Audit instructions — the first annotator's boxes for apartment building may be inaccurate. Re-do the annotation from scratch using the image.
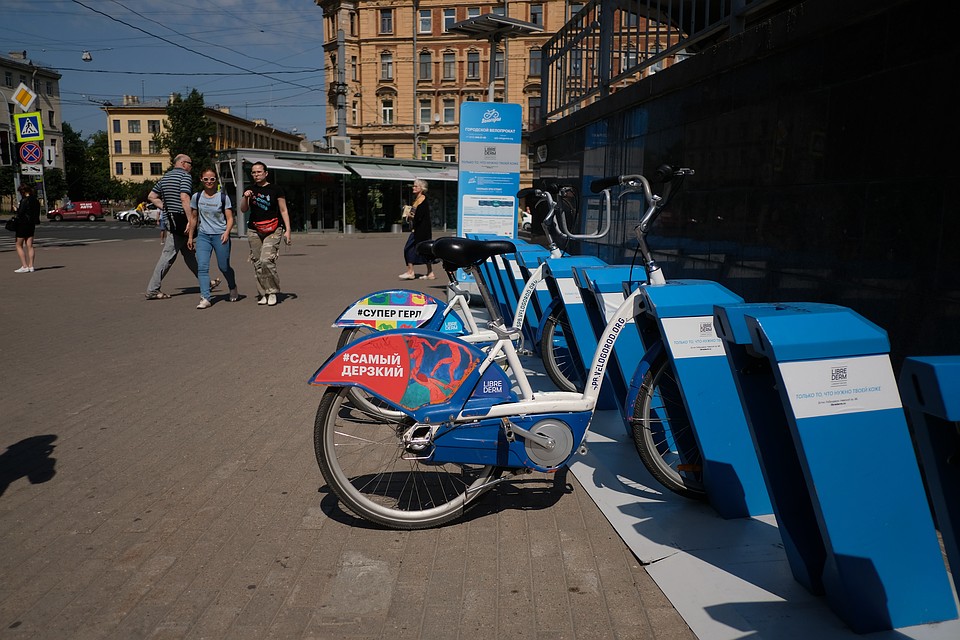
[316,0,579,180]
[0,50,64,173]
[103,95,310,182]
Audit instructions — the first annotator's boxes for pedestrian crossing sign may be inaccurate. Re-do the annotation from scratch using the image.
[14,112,43,143]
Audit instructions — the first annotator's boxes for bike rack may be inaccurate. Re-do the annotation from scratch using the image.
[639,281,772,519]
[898,356,960,594]
[714,303,957,633]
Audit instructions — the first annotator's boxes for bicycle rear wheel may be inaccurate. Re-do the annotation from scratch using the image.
[631,352,707,500]
[539,308,586,392]
[314,386,500,529]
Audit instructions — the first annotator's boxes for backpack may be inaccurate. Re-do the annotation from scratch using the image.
[191,190,228,229]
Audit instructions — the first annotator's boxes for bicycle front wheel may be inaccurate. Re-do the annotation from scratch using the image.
[314,386,500,529]
[539,308,586,392]
[631,352,707,500]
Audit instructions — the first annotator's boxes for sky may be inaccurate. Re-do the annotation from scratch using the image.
[6,0,328,141]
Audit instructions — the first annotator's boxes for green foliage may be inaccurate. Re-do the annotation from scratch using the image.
[153,89,215,179]
[60,122,127,201]
[43,168,68,202]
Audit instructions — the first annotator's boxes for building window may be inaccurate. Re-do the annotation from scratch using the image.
[443,146,456,162]
[147,119,160,133]
[467,7,480,18]
[443,53,456,80]
[114,140,122,154]
[420,142,432,161]
[4,72,11,87]
[530,4,543,25]
[351,101,358,125]
[418,52,432,80]
[350,11,356,35]
[568,2,584,19]
[112,119,121,133]
[467,51,480,79]
[381,99,394,124]
[492,6,505,16]
[128,120,141,134]
[443,9,456,31]
[351,56,358,81]
[150,162,163,175]
[379,9,393,33]
[115,162,123,175]
[529,48,542,76]
[129,140,142,154]
[383,144,395,158]
[380,53,393,80]
[47,110,55,127]
[419,9,432,33]
[45,81,52,94]
[528,96,541,127]
[494,51,504,78]
[443,98,456,123]
[419,99,432,124]
[131,162,143,176]
[149,140,159,154]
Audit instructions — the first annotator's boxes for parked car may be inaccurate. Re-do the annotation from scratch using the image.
[47,201,104,221]
[520,209,532,232]
[117,204,161,225]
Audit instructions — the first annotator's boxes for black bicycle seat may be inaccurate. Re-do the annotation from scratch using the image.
[431,236,516,268]
[415,240,437,261]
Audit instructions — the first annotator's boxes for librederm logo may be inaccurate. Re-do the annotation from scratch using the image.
[481,109,501,124]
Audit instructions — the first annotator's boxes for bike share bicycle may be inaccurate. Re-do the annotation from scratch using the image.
[308,167,769,528]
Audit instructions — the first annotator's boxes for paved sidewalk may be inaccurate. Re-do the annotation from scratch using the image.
[0,233,694,640]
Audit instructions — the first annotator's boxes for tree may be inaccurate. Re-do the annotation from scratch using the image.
[61,122,87,200]
[43,167,68,203]
[153,89,214,179]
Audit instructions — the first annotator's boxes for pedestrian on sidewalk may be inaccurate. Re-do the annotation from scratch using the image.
[399,179,434,280]
[13,183,40,273]
[240,161,290,306]
[144,154,219,300]
[188,168,239,309]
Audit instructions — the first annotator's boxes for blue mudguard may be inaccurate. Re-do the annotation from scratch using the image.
[333,289,466,336]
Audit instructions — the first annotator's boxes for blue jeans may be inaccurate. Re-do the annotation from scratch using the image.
[196,233,237,300]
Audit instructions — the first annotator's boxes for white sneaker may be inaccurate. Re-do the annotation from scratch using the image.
[27,267,34,272]
[257,295,268,305]
[267,293,277,306]
[197,298,212,309]
[14,267,29,273]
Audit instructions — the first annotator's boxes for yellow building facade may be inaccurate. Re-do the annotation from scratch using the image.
[317,0,576,181]
[103,95,308,182]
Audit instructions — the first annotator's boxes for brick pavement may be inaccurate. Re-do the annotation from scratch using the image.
[0,231,694,640]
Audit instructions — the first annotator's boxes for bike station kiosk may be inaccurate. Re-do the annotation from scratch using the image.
[898,356,960,592]
[714,302,957,633]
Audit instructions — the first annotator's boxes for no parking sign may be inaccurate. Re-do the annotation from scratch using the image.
[19,141,43,164]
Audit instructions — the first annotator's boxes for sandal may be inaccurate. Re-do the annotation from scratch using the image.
[418,274,436,280]
[145,291,171,300]
[398,272,415,280]
[210,277,222,290]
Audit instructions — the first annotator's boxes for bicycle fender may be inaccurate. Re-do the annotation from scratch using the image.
[624,341,665,429]
[333,289,464,334]
[535,298,564,345]
[309,329,503,418]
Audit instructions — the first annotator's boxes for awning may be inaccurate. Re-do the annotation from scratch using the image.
[243,156,351,175]
[347,162,458,182]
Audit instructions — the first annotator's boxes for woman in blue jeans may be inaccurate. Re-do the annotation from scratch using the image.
[187,168,239,309]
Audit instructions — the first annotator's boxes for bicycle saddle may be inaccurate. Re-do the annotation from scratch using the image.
[415,240,437,261]
[431,236,516,268]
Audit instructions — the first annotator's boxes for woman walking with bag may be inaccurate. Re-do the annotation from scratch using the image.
[399,179,434,280]
[188,168,240,309]
[13,183,40,273]
[240,162,291,306]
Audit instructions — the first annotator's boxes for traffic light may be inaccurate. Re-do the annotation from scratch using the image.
[0,130,11,166]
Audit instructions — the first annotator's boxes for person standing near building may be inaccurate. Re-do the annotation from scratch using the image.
[144,154,219,299]
[240,162,291,306]
[399,179,434,280]
[13,183,40,273]
[188,168,239,309]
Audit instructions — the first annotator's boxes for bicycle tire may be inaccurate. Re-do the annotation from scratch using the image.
[539,308,585,392]
[631,351,707,500]
[314,386,500,529]
[335,326,407,419]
